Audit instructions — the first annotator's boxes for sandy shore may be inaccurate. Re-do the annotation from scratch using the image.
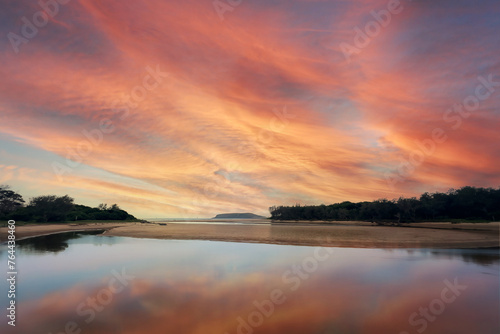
[0,222,129,242]
[2,221,498,248]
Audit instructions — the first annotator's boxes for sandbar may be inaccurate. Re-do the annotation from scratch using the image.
[1,221,498,248]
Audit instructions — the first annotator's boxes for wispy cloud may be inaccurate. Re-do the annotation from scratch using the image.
[0,0,498,217]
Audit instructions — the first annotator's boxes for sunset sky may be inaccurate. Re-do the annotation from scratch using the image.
[0,0,499,218]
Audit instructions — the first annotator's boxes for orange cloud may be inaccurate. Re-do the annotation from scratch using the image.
[0,0,498,216]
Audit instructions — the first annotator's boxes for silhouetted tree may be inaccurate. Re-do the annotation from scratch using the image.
[396,197,419,222]
[98,203,108,210]
[269,186,500,222]
[1,185,136,222]
[28,195,74,222]
[0,185,25,217]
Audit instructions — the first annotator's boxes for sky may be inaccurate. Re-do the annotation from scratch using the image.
[0,0,499,218]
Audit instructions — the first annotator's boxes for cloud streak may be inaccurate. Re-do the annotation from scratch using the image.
[0,0,498,217]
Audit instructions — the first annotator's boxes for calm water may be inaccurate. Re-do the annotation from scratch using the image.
[1,232,498,334]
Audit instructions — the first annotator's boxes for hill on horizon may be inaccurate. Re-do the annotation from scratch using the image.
[212,213,266,219]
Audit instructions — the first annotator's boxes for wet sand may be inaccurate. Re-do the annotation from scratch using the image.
[0,223,129,242]
[104,221,500,248]
[2,221,497,248]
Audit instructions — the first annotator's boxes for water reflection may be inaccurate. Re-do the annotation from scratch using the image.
[0,234,498,334]
[16,230,105,254]
[430,249,500,266]
[390,248,500,266]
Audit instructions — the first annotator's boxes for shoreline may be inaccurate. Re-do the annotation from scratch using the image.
[0,222,130,243]
[2,221,498,249]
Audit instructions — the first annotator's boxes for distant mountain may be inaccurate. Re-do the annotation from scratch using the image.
[212,213,266,219]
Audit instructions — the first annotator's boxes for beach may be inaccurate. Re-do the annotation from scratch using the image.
[1,221,498,248]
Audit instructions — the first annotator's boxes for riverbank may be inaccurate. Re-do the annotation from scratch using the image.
[2,220,497,248]
[0,222,131,242]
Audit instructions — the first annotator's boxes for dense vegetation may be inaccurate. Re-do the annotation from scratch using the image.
[0,185,136,222]
[269,186,500,222]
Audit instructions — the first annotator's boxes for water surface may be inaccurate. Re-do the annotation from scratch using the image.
[1,232,498,334]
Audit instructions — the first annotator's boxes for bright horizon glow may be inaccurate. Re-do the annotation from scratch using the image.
[0,0,499,218]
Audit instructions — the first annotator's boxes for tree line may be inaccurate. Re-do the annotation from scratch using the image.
[269,186,500,222]
[0,185,136,222]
